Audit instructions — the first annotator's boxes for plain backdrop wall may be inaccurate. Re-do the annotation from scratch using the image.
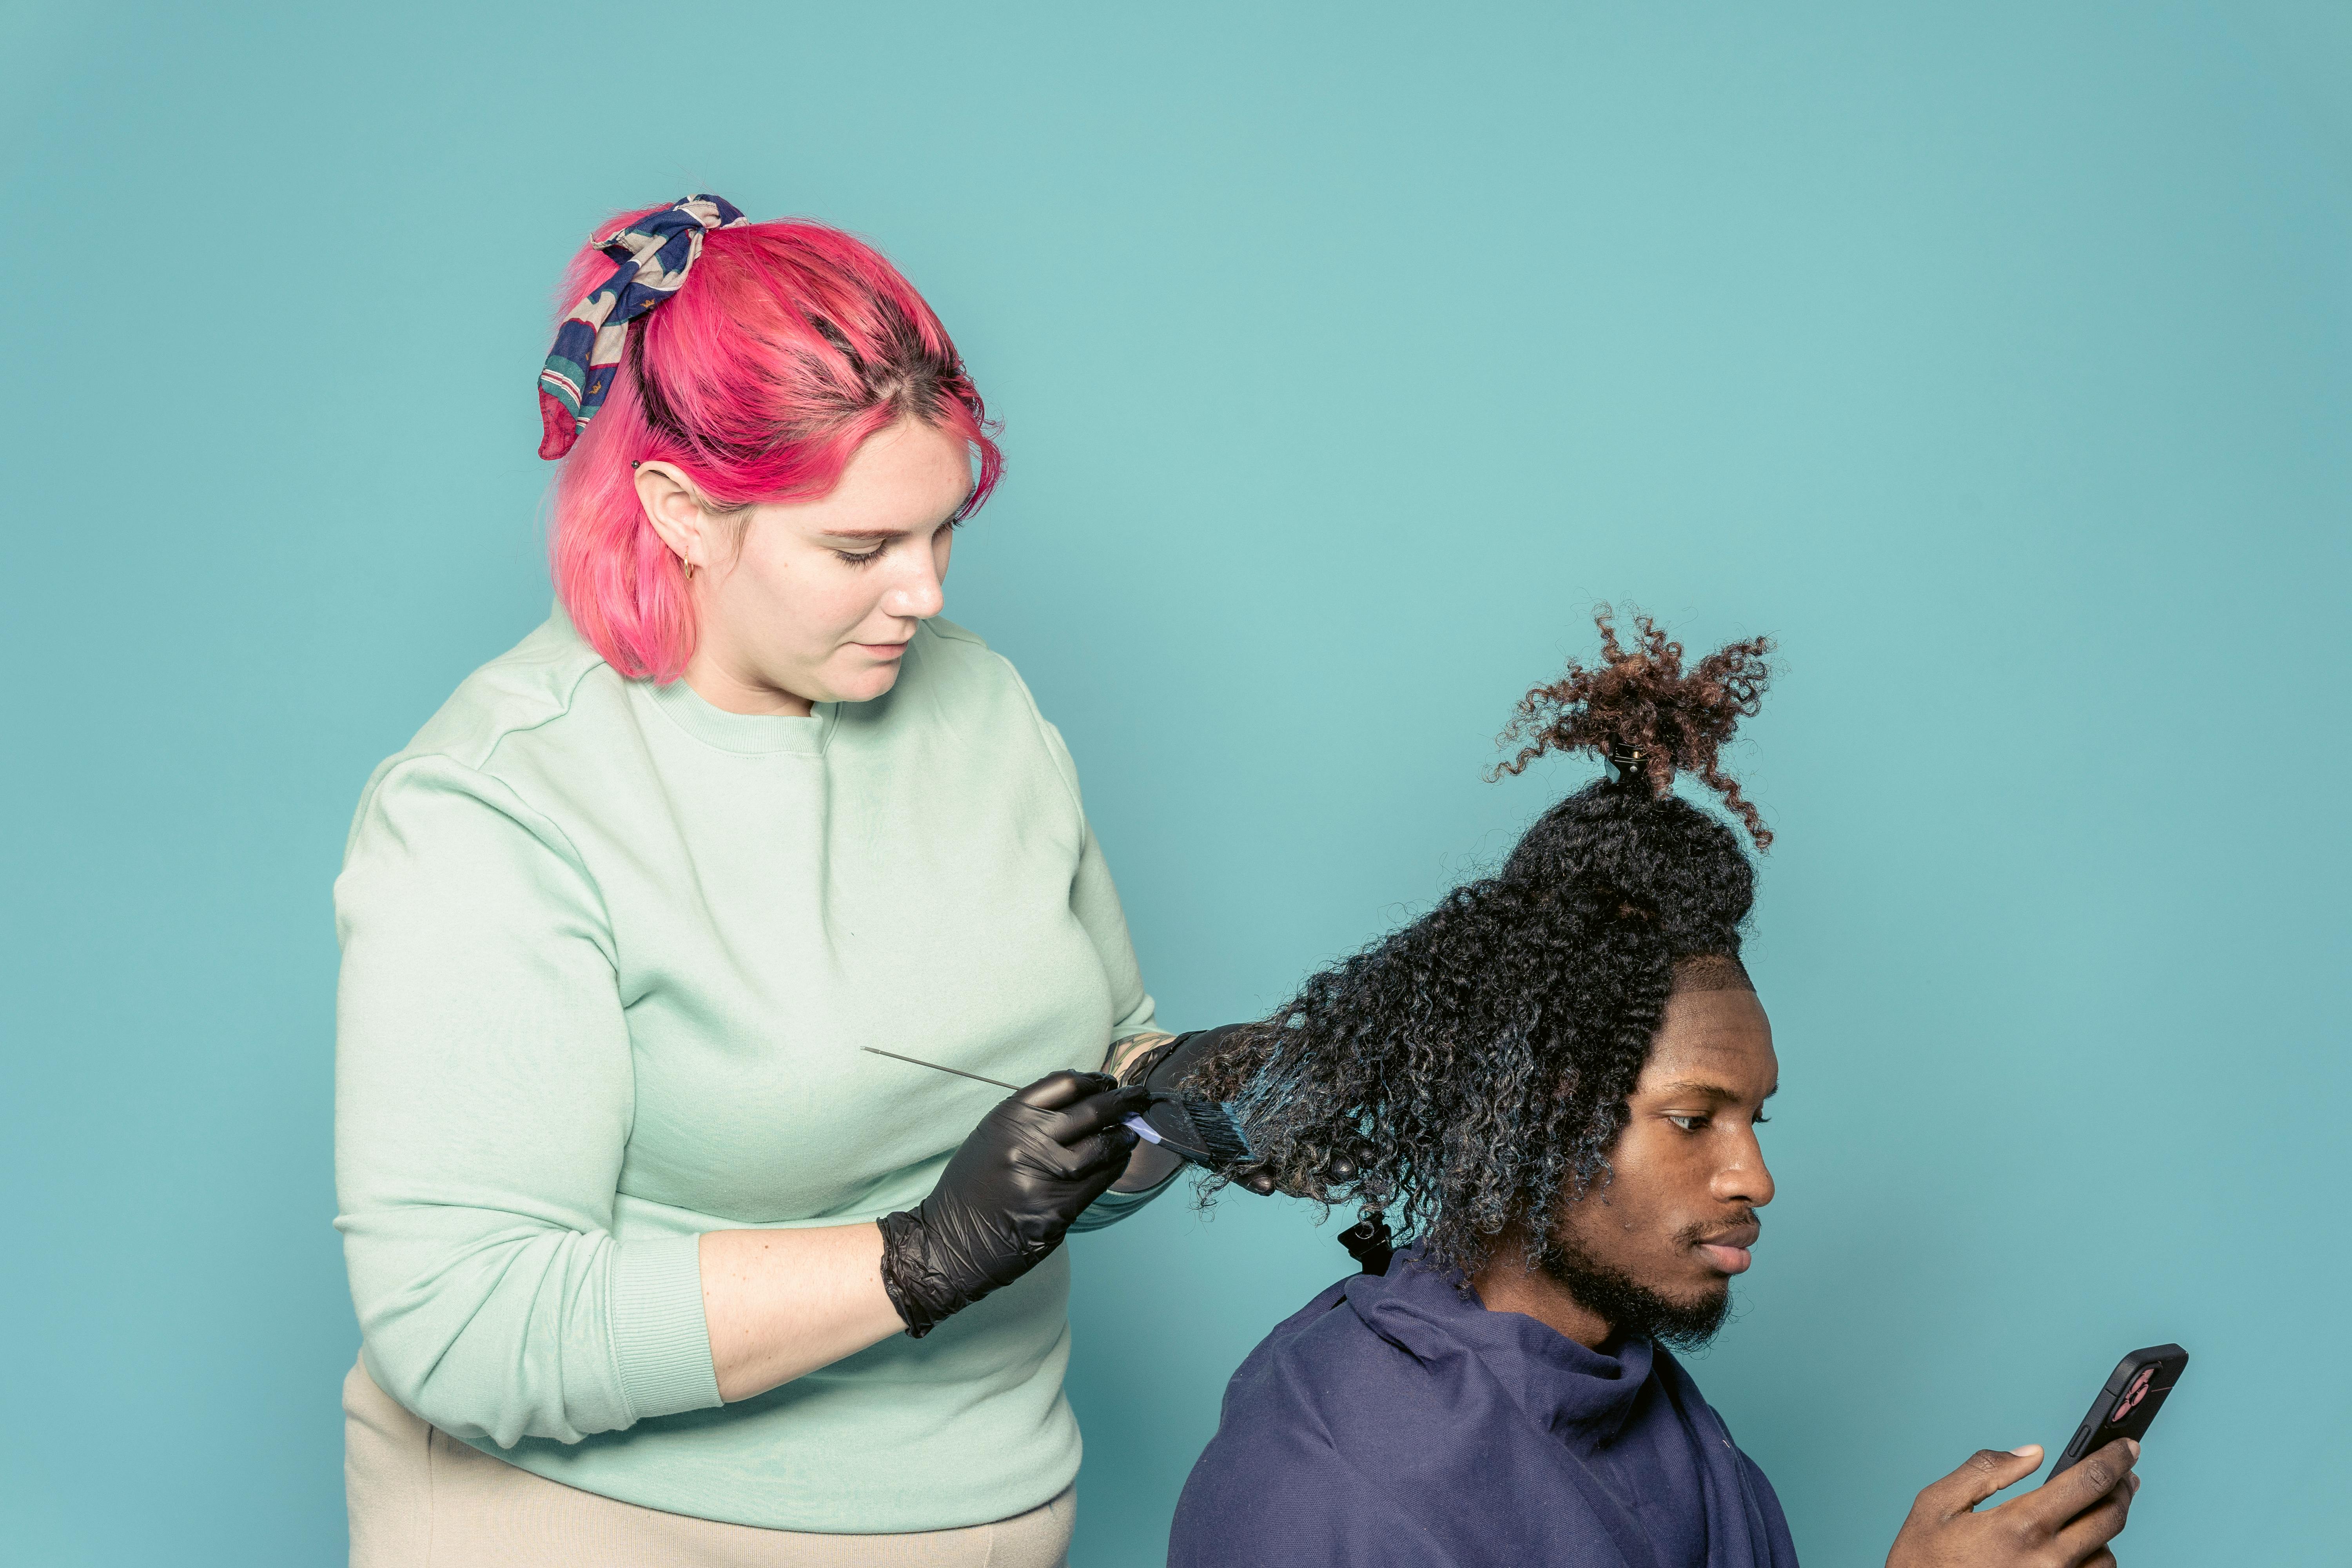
[4,3,2347,1564]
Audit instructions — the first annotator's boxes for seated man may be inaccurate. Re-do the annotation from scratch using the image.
[1171,613,2139,1568]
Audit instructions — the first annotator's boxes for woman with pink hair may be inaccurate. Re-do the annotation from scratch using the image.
[332,197,1196,1564]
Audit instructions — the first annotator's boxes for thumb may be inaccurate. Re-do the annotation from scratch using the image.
[1926,1446,2044,1516]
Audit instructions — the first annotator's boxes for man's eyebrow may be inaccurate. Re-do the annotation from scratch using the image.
[1656,1080,1778,1103]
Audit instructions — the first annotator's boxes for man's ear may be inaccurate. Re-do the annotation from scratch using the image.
[633,461,708,573]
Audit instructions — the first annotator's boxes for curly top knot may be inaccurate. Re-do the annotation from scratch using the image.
[1188,604,1779,1270]
[1490,605,1775,849]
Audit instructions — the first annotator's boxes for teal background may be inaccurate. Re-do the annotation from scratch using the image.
[4,3,2346,1563]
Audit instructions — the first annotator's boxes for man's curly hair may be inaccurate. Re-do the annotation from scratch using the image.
[1190,607,1774,1273]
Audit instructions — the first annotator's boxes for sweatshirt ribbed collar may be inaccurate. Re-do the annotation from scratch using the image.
[642,675,835,755]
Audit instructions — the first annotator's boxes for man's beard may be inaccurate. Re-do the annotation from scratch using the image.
[1531,1224,1733,1351]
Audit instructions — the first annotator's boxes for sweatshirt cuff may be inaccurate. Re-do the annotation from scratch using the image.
[1069,1167,1181,1233]
[608,1234,723,1420]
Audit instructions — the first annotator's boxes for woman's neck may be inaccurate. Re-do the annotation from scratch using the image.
[682,651,817,718]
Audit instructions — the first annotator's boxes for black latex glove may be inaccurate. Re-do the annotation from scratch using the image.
[1116,1023,1252,1096]
[877,1070,1147,1338]
[1118,1025,1280,1192]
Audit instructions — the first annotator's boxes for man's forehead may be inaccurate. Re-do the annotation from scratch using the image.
[1644,990,1777,1090]
[1672,953,1753,993]
[1658,986,1771,1035]
[1647,1035,1777,1072]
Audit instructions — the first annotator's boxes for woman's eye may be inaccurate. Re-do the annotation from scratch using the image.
[1667,1115,1707,1132]
[835,545,886,567]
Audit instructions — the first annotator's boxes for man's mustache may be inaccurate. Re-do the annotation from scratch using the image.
[1679,1208,1761,1248]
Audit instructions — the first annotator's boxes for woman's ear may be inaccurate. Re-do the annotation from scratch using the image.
[633,461,708,572]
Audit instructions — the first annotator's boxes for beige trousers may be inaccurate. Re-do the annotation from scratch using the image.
[344,1361,1075,1568]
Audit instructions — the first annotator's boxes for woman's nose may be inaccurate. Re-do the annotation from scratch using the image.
[884,557,945,619]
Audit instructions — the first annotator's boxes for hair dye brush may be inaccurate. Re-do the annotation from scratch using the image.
[862,1048,1256,1174]
[1121,1082,1255,1172]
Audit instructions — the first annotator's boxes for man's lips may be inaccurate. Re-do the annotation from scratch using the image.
[1694,1222,1761,1276]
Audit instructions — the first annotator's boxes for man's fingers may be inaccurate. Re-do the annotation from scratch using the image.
[2051,1493,2131,1564]
[1924,1446,2044,1515]
[2049,1460,2135,1561]
[2024,1439,2140,1530]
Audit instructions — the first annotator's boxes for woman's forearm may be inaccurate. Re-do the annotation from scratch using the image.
[699,1224,903,1403]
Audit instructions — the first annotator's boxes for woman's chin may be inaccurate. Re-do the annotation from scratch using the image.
[825,665,906,705]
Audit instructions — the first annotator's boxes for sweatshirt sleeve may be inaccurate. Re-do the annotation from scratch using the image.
[1030,715,1179,1231]
[1034,717,1158,1049]
[1065,816,1183,1232]
[332,754,722,1448]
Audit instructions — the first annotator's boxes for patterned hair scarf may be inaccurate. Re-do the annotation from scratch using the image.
[537,194,749,459]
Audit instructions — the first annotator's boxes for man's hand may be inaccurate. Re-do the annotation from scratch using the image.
[1887,1439,2140,1568]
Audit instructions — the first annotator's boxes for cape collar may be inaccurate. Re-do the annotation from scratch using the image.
[1346,1245,1658,1450]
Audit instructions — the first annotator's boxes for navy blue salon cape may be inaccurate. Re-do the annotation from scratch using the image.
[1169,1246,1799,1568]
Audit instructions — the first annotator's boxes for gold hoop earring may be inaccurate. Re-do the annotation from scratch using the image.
[680,552,695,580]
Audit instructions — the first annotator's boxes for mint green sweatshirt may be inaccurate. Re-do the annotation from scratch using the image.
[333,611,1168,1532]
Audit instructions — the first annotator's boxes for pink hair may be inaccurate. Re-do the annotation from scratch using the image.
[546,209,1003,681]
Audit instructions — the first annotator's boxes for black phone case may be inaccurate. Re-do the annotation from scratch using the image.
[2049,1343,2189,1477]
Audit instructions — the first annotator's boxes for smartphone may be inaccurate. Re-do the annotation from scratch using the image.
[2049,1344,2189,1478]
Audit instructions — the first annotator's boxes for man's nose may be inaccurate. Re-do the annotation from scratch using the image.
[1713,1135,1775,1209]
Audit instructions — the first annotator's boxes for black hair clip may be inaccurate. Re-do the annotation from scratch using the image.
[1338,1207,1395,1275]
[1606,743,1651,788]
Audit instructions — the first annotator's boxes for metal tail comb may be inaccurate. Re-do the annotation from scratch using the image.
[861,1047,1255,1174]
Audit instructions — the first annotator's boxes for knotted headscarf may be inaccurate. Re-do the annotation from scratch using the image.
[537,194,748,459]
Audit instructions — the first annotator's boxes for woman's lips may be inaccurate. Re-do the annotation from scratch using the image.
[853,642,909,658]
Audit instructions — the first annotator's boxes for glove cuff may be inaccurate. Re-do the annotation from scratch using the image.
[877,1210,973,1339]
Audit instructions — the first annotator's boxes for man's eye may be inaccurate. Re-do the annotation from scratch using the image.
[1667,1115,1708,1132]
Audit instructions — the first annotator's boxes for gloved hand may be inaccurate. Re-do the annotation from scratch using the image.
[1115,1023,1252,1096]
[877,1070,1147,1338]
[1117,1025,1280,1189]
